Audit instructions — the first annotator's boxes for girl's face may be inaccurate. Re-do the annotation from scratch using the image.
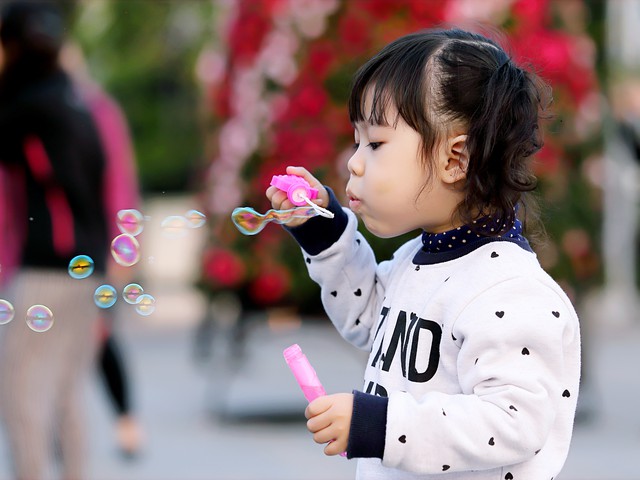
[346,96,465,238]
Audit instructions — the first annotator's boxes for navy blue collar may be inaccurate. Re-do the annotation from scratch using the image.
[414,218,532,265]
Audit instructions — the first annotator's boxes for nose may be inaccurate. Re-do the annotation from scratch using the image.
[347,149,364,177]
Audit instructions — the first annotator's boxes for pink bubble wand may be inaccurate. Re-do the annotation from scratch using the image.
[231,175,333,236]
[283,344,347,457]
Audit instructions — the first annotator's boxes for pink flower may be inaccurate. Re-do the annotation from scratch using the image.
[203,248,246,288]
[249,264,291,305]
[512,0,549,34]
[228,9,271,64]
[290,82,328,117]
[338,14,371,55]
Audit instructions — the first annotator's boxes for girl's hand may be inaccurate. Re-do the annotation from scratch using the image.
[305,393,353,456]
[265,166,329,229]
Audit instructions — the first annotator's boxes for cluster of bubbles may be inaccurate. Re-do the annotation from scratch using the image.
[160,209,207,239]
[94,282,155,316]
[0,207,206,332]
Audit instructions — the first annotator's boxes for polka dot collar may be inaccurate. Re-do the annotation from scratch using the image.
[421,218,526,254]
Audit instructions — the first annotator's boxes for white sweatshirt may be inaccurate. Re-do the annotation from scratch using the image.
[289,198,580,480]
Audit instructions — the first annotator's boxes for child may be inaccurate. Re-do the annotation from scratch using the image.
[266,28,580,479]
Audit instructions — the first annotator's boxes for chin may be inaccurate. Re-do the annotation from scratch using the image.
[361,218,407,239]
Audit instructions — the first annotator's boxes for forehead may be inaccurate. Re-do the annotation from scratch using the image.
[353,85,401,128]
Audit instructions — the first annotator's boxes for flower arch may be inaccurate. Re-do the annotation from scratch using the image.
[197,0,602,312]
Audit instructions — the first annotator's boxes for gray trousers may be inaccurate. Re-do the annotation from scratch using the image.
[0,269,99,480]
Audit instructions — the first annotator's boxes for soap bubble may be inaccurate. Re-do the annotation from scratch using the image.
[185,209,206,228]
[26,305,54,332]
[116,209,145,236]
[94,284,117,309]
[160,215,188,238]
[111,234,141,267]
[122,283,144,305]
[0,299,15,325]
[135,294,155,316]
[68,254,94,279]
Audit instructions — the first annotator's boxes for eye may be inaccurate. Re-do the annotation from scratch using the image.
[368,142,382,151]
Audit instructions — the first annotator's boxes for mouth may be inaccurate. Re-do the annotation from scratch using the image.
[346,189,362,211]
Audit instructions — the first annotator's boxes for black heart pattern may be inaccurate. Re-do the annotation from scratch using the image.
[442,465,450,471]
[444,277,450,282]
[489,437,495,446]
[491,252,499,258]
[330,291,337,297]
[306,258,311,264]
[552,311,560,318]
[522,347,530,355]
[562,389,571,398]
[442,409,447,416]
[356,239,361,245]
[415,265,420,271]
[451,333,457,341]
[398,435,406,444]
[505,473,513,480]
[354,289,362,296]
[355,319,360,325]
[509,405,518,412]
[495,311,504,318]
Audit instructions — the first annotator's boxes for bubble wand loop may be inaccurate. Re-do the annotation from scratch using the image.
[231,174,334,236]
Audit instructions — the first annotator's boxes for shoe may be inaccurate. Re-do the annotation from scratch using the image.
[115,415,144,460]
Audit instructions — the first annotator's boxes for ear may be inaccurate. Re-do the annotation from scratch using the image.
[441,134,468,185]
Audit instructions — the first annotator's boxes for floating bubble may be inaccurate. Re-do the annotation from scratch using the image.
[185,209,206,228]
[122,283,144,304]
[232,206,320,235]
[111,234,141,267]
[135,294,155,316]
[117,209,145,236]
[0,299,15,325]
[94,284,117,309]
[160,215,189,238]
[26,304,54,332]
[68,254,95,279]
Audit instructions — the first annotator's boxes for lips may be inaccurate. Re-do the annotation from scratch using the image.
[346,189,361,211]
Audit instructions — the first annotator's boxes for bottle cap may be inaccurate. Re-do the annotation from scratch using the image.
[283,343,302,362]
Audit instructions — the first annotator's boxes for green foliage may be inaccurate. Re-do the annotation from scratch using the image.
[71,1,213,193]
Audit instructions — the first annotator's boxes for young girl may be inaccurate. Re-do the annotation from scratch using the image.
[266,28,580,479]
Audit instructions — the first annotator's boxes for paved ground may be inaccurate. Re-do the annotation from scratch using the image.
[0,195,638,479]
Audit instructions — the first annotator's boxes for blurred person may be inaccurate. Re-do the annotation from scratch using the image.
[63,39,146,459]
[0,1,107,478]
[266,28,581,479]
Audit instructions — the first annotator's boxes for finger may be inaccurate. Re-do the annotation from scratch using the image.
[306,412,331,434]
[265,185,279,200]
[305,396,331,419]
[286,166,321,188]
[268,189,290,210]
[324,439,348,457]
[312,427,337,445]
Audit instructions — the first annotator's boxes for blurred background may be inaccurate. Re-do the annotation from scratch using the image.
[0,0,639,479]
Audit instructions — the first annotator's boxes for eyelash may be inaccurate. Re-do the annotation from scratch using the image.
[352,142,382,151]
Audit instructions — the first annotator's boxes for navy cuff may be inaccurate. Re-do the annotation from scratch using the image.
[347,390,388,459]
[285,187,349,255]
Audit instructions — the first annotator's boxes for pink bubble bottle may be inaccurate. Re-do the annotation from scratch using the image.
[283,344,326,402]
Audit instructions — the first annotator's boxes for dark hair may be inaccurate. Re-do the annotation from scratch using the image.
[348,28,551,237]
[0,1,64,66]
